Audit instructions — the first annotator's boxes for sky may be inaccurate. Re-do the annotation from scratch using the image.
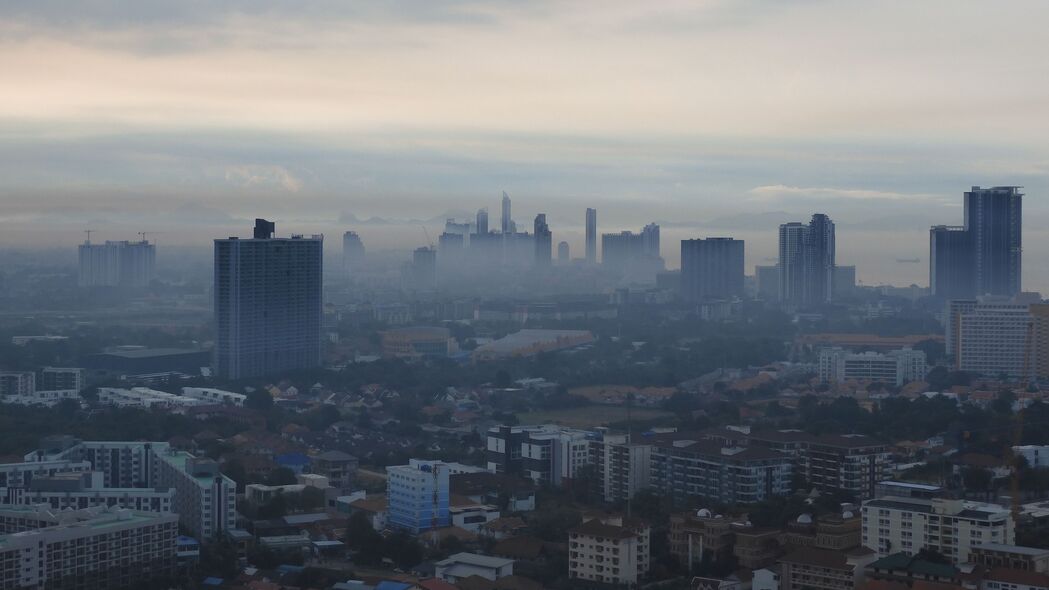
[1,1,1048,288]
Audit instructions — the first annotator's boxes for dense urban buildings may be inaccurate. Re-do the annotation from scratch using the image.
[680,238,745,302]
[213,219,323,380]
[77,238,156,288]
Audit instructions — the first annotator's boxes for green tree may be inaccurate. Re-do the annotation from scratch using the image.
[245,390,274,411]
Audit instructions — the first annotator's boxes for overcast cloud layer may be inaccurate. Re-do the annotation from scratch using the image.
[1,1,1048,288]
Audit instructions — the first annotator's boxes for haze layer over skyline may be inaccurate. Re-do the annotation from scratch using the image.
[2,1,1048,288]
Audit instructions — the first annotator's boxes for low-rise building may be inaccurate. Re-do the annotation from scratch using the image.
[971,544,1049,573]
[435,552,514,584]
[96,387,207,409]
[181,387,247,406]
[312,450,358,491]
[1013,446,1049,469]
[569,516,650,588]
[380,327,458,358]
[387,459,450,534]
[818,348,927,385]
[779,546,877,590]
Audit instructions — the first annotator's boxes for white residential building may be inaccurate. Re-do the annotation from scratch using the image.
[435,552,514,584]
[0,371,35,396]
[818,347,928,385]
[10,471,174,513]
[181,387,247,406]
[97,387,208,409]
[862,496,1014,564]
[591,432,652,503]
[0,505,178,590]
[0,459,93,503]
[947,298,1033,378]
[1014,446,1049,469]
[570,516,651,588]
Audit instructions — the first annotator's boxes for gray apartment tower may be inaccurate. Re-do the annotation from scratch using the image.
[930,186,1022,299]
[78,239,156,287]
[680,238,744,301]
[342,231,365,271]
[778,214,835,307]
[585,208,597,264]
[214,219,323,380]
[534,214,552,266]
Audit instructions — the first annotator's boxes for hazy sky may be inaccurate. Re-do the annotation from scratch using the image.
[2,1,1048,288]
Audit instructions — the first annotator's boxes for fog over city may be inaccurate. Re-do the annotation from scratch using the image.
[5,3,1049,590]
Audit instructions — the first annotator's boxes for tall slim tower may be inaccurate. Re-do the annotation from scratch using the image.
[534,214,552,266]
[476,208,489,236]
[585,208,597,264]
[778,222,807,306]
[929,225,973,299]
[214,219,323,380]
[805,213,835,304]
[501,191,512,234]
[965,186,1022,296]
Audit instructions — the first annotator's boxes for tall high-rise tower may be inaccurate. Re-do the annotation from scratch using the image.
[78,239,155,288]
[929,225,973,299]
[476,208,489,236]
[342,231,365,271]
[534,214,552,266]
[778,214,835,307]
[585,208,597,264]
[778,222,808,306]
[965,186,1022,296]
[680,238,744,301]
[501,191,512,234]
[214,219,323,380]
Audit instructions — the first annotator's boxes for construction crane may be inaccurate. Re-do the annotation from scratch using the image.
[138,231,164,244]
[83,229,96,244]
[420,226,435,249]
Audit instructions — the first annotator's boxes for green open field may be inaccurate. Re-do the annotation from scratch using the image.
[516,405,675,429]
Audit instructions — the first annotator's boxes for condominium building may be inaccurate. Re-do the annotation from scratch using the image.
[680,238,745,302]
[806,434,892,500]
[779,214,836,308]
[10,471,174,513]
[213,218,323,380]
[0,371,35,396]
[947,297,1032,377]
[590,432,652,503]
[862,496,1014,564]
[77,239,156,288]
[569,516,650,588]
[0,505,177,590]
[486,424,592,486]
[817,347,928,386]
[650,437,793,505]
[386,459,451,534]
[0,460,93,503]
[36,367,84,393]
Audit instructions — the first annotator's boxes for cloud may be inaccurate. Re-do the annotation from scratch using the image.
[748,184,946,203]
[224,164,302,193]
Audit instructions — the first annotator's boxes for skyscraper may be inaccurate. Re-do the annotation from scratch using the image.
[534,213,552,266]
[680,238,744,301]
[558,240,570,262]
[929,186,1022,299]
[412,246,437,290]
[78,239,155,287]
[929,225,973,299]
[476,208,489,236]
[966,186,1022,296]
[641,222,660,259]
[213,219,323,380]
[778,214,835,307]
[501,191,512,234]
[778,222,808,306]
[342,231,365,271]
[585,207,597,264]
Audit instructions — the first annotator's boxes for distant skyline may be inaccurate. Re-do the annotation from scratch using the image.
[2,1,1048,289]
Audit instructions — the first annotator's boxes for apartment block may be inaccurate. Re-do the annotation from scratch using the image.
[590,432,652,503]
[0,505,177,590]
[650,437,793,505]
[862,496,1014,564]
[36,367,84,393]
[569,516,650,588]
[11,471,174,513]
[486,424,592,486]
[0,371,35,396]
[779,547,877,590]
[386,459,451,534]
[0,460,93,503]
[806,434,892,500]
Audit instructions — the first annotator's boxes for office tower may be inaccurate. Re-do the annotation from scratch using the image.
[834,264,856,297]
[680,238,745,302]
[534,214,552,266]
[966,186,1023,296]
[779,222,808,306]
[476,208,489,236]
[501,191,512,234]
[778,214,835,307]
[948,297,1032,378]
[806,213,836,303]
[386,459,450,534]
[585,207,597,264]
[641,222,660,259]
[342,231,366,271]
[412,246,437,289]
[78,239,155,287]
[929,225,973,299]
[214,219,323,380]
[558,241,569,262]
[755,265,780,301]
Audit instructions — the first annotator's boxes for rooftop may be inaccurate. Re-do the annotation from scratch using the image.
[435,552,514,569]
